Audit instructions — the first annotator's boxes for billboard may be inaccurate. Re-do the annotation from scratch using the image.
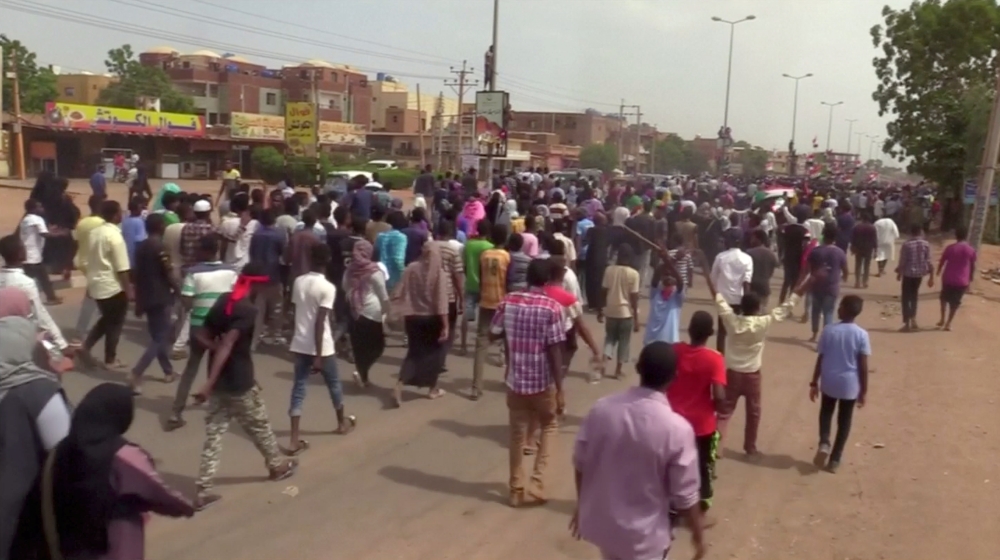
[285,102,318,158]
[474,90,508,157]
[318,121,366,147]
[44,102,205,137]
[230,113,285,141]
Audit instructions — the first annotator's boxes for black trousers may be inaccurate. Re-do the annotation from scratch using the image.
[23,262,57,301]
[84,291,129,363]
[901,276,923,323]
[819,395,857,463]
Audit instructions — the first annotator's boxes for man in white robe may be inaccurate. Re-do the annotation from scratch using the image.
[874,216,900,276]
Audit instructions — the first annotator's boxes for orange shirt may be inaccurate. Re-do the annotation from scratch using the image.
[479,248,511,310]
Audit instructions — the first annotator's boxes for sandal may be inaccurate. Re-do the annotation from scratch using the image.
[162,373,177,384]
[428,388,446,400]
[163,416,186,432]
[334,416,357,435]
[285,439,310,456]
[194,493,222,511]
[269,459,298,481]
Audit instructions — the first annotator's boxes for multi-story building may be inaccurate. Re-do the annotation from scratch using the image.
[509,110,621,147]
[370,77,458,132]
[54,73,115,105]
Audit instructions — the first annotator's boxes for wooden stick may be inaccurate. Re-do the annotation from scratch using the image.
[621,224,662,252]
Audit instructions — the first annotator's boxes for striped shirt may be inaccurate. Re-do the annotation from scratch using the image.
[433,240,464,303]
[180,261,238,327]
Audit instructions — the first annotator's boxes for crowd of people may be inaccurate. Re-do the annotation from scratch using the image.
[0,166,980,559]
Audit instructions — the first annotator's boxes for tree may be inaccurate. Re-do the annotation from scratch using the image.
[97,44,195,113]
[739,146,769,176]
[871,0,1000,209]
[652,134,686,174]
[250,146,286,184]
[0,35,57,114]
[579,143,618,173]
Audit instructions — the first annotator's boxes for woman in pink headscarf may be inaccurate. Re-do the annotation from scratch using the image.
[0,287,73,373]
[344,239,388,387]
[457,194,486,238]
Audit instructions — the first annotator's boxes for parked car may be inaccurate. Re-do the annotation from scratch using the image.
[367,160,399,170]
[324,170,376,196]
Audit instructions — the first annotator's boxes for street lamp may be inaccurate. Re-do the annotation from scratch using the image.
[783,72,813,175]
[711,15,756,132]
[820,101,843,152]
[845,118,858,153]
[867,134,881,164]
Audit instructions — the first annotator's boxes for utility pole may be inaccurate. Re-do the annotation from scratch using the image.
[649,123,657,174]
[821,101,843,152]
[416,84,426,168]
[845,118,858,154]
[310,69,320,188]
[434,92,444,169]
[445,60,478,171]
[969,67,1000,253]
[632,105,642,173]
[485,0,499,181]
[618,99,625,170]
[9,48,25,180]
[853,131,865,159]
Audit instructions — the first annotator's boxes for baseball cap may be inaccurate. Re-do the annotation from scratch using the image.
[193,199,212,213]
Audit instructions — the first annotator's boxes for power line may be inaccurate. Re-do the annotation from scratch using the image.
[107,0,455,69]
[0,0,449,80]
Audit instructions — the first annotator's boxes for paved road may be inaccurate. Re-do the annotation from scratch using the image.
[44,257,1000,560]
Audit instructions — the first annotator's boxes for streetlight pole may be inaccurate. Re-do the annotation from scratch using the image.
[485,0,499,180]
[845,118,858,153]
[712,15,755,173]
[782,72,813,175]
[867,134,880,164]
[820,101,843,152]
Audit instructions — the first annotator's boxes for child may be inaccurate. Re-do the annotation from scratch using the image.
[809,295,870,473]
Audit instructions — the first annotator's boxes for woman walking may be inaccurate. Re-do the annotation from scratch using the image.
[583,212,610,316]
[344,239,389,387]
[391,241,449,407]
[37,383,194,560]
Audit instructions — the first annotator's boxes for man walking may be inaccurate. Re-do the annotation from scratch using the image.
[471,224,510,400]
[873,213,900,277]
[850,213,878,289]
[896,224,934,331]
[173,198,217,356]
[745,229,779,310]
[489,259,565,507]
[806,224,849,342]
[79,200,132,371]
[709,230,753,353]
[129,213,180,393]
[936,226,976,331]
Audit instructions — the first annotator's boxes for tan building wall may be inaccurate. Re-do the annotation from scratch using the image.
[371,80,459,132]
[55,74,114,105]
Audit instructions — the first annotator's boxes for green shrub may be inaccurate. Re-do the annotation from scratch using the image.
[250,146,286,184]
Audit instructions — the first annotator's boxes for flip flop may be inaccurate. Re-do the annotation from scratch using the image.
[269,460,298,482]
[285,440,310,456]
[334,416,357,435]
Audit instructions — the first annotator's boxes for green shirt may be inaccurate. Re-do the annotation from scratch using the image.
[624,194,643,210]
[163,210,180,226]
[462,239,494,293]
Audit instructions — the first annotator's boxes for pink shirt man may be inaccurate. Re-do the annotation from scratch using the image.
[573,387,700,560]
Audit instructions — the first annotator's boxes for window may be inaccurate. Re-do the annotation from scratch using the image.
[182,61,191,69]
[392,115,398,124]
[331,73,338,83]
[63,86,75,97]
[328,99,337,110]
[207,84,219,98]
[528,119,537,130]
[265,92,277,105]
[299,70,309,80]
[219,113,231,125]
[208,113,219,125]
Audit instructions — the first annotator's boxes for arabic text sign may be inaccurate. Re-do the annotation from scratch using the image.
[318,121,365,147]
[285,102,318,158]
[44,102,205,138]
[230,112,285,141]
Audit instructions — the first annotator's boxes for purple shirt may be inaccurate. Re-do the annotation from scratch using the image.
[573,387,700,560]
[807,244,847,297]
[940,241,976,288]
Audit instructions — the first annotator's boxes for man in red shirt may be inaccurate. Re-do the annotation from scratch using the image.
[668,310,727,513]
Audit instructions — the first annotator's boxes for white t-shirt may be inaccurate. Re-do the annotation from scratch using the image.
[290,272,337,357]
[710,248,753,305]
[217,216,258,269]
[19,214,48,264]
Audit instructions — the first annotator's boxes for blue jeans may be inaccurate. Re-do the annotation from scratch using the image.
[289,353,344,417]
[810,293,837,334]
[133,304,175,378]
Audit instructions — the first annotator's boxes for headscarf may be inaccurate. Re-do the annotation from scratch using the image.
[346,239,380,317]
[151,182,181,212]
[0,316,59,404]
[0,287,32,319]
[393,241,448,318]
[611,206,630,227]
[504,198,519,219]
[461,199,486,236]
[50,383,135,557]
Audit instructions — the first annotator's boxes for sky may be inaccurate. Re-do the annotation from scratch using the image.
[1,0,910,159]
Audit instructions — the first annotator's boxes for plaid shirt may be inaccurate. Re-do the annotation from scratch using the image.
[180,221,216,269]
[490,288,566,395]
[896,238,932,278]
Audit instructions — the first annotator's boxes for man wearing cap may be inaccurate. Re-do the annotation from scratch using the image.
[172,198,217,360]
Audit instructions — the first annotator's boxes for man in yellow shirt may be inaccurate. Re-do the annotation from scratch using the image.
[79,200,133,371]
[217,160,242,211]
[601,244,640,379]
[471,224,511,400]
[71,194,107,342]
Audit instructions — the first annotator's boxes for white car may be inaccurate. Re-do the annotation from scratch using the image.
[367,160,398,170]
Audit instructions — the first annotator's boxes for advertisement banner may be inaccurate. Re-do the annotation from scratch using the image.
[285,102,318,158]
[318,121,366,147]
[44,102,205,137]
[474,91,508,157]
[230,112,284,141]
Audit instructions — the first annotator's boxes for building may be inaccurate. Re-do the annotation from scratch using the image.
[279,60,371,129]
[54,73,115,105]
[370,77,458,132]
[509,110,621,147]
[766,150,791,175]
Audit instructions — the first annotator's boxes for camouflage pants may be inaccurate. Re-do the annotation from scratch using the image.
[195,386,282,493]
